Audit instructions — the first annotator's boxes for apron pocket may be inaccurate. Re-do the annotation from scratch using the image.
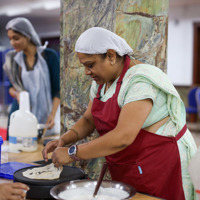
[107,162,145,192]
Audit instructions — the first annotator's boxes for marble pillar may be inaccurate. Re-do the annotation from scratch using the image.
[60,0,168,179]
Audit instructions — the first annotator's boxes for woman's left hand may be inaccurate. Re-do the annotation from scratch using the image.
[0,182,29,200]
[46,113,55,129]
[51,147,74,167]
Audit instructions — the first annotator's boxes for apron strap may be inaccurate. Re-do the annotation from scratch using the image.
[117,55,130,84]
[175,124,187,141]
[115,55,130,95]
[96,84,103,99]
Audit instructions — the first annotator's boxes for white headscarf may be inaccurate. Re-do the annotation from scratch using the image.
[6,17,41,46]
[75,27,133,56]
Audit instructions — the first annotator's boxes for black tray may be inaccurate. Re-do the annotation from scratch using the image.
[14,165,86,199]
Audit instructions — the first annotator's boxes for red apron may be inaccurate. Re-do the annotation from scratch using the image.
[91,56,186,200]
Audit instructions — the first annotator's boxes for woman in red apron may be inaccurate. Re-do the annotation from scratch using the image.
[43,27,197,200]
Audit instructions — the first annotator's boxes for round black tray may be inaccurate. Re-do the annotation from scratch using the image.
[14,165,86,199]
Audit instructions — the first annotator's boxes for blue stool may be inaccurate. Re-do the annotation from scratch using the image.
[186,87,198,122]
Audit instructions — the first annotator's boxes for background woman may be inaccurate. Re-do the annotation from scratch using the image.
[43,27,197,200]
[3,17,60,137]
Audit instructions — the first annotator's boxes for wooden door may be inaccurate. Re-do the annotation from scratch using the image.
[193,23,200,84]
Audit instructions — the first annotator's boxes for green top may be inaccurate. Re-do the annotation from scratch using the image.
[90,63,197,200]
[90,64,184,132]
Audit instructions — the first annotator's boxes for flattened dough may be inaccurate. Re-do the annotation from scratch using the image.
[22,163,63,180]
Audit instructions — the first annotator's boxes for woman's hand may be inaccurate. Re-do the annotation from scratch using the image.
[0,182,29,200]
[9,87,20,103]
[45,113,55,129]
[42,138,65,162]
[47,97,60,129]
[15,92,20,103]
[51,147,74,167]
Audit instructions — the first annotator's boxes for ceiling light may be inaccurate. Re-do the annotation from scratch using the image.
[0,0,59,16]
[43,1,60,10]
[0,6,31,16]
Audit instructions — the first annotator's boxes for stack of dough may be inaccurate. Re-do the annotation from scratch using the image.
[23,163,63,180]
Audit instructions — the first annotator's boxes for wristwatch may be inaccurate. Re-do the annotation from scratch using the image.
[68,145,81,161]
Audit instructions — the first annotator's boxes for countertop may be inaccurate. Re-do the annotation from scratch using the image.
[0,138,162,200]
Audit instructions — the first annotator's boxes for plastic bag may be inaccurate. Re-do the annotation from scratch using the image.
[189,147,200,200]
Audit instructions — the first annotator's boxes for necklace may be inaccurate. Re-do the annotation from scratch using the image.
[104,83,111,94]
[107,83,112,89]
[106,84,109,91]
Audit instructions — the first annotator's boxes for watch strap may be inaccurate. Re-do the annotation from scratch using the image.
[70,154,81,161]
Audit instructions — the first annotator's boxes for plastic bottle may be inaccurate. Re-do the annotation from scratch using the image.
[9,91,38,152]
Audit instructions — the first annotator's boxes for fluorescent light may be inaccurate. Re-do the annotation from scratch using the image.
[31,1,60,10]
[43,1,60,10]
[0,0,59,16]
[0,7,31,16]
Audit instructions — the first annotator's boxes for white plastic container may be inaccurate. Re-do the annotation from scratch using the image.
[9,91,38,152]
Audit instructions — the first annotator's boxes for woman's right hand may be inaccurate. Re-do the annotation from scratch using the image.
[42,138,65,162]
[16,92,20,103]
[9,87,20,103]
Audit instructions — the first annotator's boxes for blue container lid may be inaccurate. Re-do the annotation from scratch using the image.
[0,136,3,145]
[0,162,34,179]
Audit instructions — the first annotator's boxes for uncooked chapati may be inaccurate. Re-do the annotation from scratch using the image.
[22,163,63,180]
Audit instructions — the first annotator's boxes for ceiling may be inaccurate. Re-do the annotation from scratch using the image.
[1,0,199,18]
[169,0,200,7]
[0,0,199,19]
[0,0,60,39]
[0,0,199,40]
[0,0,59,18]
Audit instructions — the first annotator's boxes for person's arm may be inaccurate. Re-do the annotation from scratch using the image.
[9,87,20,102]
[77,98,153,159]
[51,98,153,166]
[44,48,60,99]
[42,100,95,162]
[60,100,96,144]
[0,182,29,200]
[44,49,60,129]
[45,97,60,129]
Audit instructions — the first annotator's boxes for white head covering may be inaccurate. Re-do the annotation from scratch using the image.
[75,27,133,56]
[6,17,41,46]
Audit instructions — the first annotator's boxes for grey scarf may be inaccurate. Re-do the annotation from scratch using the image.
[3,50,24,92]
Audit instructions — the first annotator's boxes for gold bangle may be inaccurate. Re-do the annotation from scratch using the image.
[69,128,79,141]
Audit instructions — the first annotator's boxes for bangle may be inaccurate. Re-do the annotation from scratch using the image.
[69,128,79,142]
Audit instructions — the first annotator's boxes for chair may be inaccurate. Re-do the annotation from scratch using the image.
[186,87,198,122]
[195,87,200,118]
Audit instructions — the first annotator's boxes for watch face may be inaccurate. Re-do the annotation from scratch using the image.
[68,145,80,161]
[69,145,76,155]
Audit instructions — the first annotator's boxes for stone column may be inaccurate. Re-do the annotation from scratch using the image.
[60,0,168,179]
